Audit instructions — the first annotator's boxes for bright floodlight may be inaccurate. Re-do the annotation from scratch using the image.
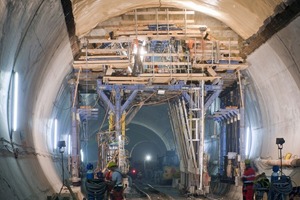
[145,155,151,161]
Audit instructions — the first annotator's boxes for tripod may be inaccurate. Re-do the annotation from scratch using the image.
[276,138,285,176]
[53,150,77,199]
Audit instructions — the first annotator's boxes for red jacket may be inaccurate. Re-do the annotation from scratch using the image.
[243,167,255,184]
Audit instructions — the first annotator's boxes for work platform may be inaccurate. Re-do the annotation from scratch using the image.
[69,7,248,196]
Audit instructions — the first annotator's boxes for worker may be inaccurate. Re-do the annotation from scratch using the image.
[269,165,280,200]
[106,161,124,200]
[242,159,256,200]
[271,165,280,182]
[103,163,113,200]
[96,171,104,180]
[86,163,94,180]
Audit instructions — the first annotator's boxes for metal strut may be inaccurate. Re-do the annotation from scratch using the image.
[96,85,138,173]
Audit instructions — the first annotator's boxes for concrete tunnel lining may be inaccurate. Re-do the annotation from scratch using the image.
[71,0,283,39]
[1,0,300,199]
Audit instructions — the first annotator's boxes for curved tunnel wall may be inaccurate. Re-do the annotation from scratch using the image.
[0,1,73,199]
[246,15,300,161]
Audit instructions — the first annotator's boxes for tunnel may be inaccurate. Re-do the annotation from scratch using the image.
[1,0,300,199]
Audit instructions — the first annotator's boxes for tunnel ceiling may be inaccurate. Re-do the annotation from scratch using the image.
[67,0,300,58]
[72,0,283,39]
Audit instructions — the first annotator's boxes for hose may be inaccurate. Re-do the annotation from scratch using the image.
[85,179,107,199]
[268,176,293,200]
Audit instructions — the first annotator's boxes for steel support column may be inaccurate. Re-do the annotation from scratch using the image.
[97,84,138,173]
[219,121,227,175]
[199,80,205,192]
[70,83,80,184]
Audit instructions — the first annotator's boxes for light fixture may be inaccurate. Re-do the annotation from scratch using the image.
[57,140,66,153]
[245,127,250,157]
[157,90,165,95]
[13,72,18,132]
[145,154,151,161]
[276,138,285,146]
[144,154,151,178]
[80,149,84,162]
[54,119,58,150]
[68,134,71,155]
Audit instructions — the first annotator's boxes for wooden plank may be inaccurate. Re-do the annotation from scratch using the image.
[104,76,149,81]
[142,53,187,57]
[114,29,203,36]
[104,81,149,84]
[73,63,128,70]
[125,34,203,40]
[73,62,247,71]
[82,37,133,44]
[188,40,239,46]
[207,67,217,77]
[125,10,195,15]
[74,72,104,80]
[81,48,128,54]
[142,61,190,66]
[194,49,240,54]
[93,25,207,32]
[193,63,248,71]
[120,26,205,31]
[102,74,220,84]
[78,55,128,60]
[139,73,207,77]
[74,60,129,64]
[120,19,195,25]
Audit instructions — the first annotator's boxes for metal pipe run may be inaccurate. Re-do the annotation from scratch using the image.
[200,80,205,191]
[260,159,300,167]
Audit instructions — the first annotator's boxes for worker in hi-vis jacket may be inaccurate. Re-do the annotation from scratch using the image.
[242,159,256,200]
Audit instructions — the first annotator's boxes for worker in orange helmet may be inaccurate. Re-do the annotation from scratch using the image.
[242,159,256,200]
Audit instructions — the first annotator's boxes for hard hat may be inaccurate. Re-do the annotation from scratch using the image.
[245,159,251,165]
[107,161,117,168]
[87,163,93,170]
[272,165,280,172]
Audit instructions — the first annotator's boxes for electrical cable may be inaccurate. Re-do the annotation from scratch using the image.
[85,180,107,198]
[269,176,293,196]
[143,92,182,106]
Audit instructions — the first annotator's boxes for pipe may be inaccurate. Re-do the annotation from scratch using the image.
[121,112,126,136]
[109,112,114,132]
[260,159,300,167]
[200,80,205,191]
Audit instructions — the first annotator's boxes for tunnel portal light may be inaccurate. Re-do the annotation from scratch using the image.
[54,119,58,150]
[68,134,71,155]
[145,154,151,161]
[13,72,18,132]
[80,149,84,162]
